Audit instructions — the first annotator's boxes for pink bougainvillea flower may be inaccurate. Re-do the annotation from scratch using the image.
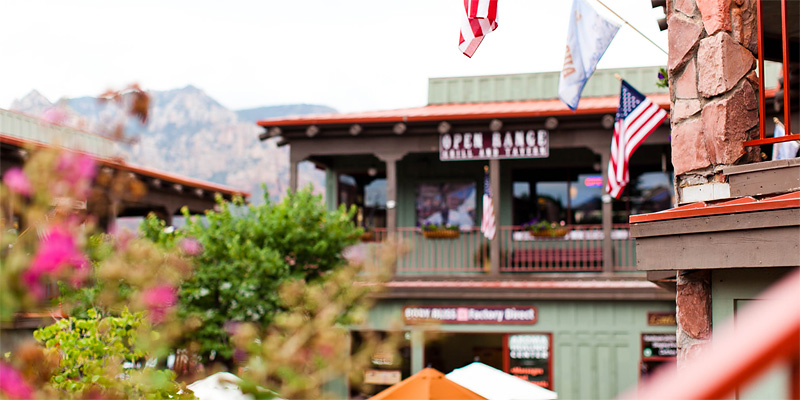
[22,225,89,300]
[0,363,34,399]
[41,106,68,126]
[178,237,203,256]
[2,168,32,197]
[55,152,97,197]
[142,285,177,323]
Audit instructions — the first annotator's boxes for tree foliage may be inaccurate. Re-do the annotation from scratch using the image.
[141,188,362,361]
[33,308,193,399]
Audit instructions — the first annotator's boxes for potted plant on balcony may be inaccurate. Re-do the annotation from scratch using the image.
[421,224,460,239]
[360,228,375,242]
[523,220,570,238]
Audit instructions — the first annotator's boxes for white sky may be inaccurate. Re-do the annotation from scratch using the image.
[0,0,667,113]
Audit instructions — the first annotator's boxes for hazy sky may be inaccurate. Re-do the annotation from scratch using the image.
[1,0,667,113]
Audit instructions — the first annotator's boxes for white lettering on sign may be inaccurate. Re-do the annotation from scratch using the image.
[473,132,483,148]
[439,130,549,161]
[403,306,537,324]
[441,134,452,150]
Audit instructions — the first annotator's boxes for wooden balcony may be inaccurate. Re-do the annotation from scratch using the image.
[360,225,638,276]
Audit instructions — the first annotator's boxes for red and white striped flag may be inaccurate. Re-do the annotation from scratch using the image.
[607,80,668,199]
[459,0,498,58]
[481,168,496,240]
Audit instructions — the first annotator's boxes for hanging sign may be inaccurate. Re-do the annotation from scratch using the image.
[641,333,677,358]
[402,305,537,325]
[506,334,553,389]
[647,312,677,326]
[439,130,549,161]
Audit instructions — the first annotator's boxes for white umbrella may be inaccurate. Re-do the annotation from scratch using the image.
[446,362,558,400]
[187,372,282,400]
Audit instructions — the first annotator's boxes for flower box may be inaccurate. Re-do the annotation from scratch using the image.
[530,227,571,238]
[422,229,460,239]
[360,231,375,242]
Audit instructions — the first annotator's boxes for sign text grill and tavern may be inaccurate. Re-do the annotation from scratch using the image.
[439,130,549,161]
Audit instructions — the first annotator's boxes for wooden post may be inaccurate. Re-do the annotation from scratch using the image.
[289,157,300,193]
[600,150,614,273]
[490,159,501,276]
[377,153,404,238]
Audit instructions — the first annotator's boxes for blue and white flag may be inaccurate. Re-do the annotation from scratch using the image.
[771,122,799,160]
[558,0,620,110]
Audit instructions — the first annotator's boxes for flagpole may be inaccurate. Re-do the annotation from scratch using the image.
[593,0,668,55]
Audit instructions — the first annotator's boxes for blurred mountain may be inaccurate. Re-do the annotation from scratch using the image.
[9,87,333,203]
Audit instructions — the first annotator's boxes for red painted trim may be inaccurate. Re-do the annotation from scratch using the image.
[629,192,800,223]
[744,134,800,146]
[756,0,766,140]
[781,0,792,136]
[0,134,250,197]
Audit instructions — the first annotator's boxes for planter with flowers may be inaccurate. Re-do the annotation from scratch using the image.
[523,220,570,238]
[421,224,460,239]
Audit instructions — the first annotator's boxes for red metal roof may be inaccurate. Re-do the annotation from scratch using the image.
[630,191,800,223]
[257,94,672,127]
[0,134,250,198]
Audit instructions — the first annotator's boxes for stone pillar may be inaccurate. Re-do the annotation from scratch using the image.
[668,0,759,366]
[669,0,760,204]
[676,270,712,363]
[489,159,501,276]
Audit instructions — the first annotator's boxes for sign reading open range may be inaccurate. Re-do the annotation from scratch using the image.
[402,305,537,325]
[439,130,549,161]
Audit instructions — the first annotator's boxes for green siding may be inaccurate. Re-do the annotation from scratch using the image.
[361,299,674,400]
[427,63,783,105]
[711,268,795,400]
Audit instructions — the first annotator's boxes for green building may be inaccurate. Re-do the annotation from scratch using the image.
[258,67,680,399]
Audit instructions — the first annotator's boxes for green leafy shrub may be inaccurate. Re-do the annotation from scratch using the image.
[33,308,192,399]
[143,187,362,362]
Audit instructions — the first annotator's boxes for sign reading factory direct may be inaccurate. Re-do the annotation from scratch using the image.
[439,130,549,161]
[402,306,537,325]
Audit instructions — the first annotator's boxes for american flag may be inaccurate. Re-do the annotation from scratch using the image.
[606,80,668,199]
[481,168,496,240]
[459,0,498,58]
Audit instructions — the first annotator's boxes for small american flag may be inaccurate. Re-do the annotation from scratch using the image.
[459,0,498,58]
[481,168,496,240]
[606,80,667,199]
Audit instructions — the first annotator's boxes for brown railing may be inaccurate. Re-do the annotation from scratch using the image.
[612,224,637,272]
[358,225,638,275]
[395,227,487,275]
[500,225,603,273]
[744,0,798,147]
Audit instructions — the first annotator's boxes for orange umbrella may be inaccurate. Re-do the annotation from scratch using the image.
[370,368,488,400]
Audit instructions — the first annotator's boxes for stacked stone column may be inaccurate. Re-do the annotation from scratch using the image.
[667,0,760,364]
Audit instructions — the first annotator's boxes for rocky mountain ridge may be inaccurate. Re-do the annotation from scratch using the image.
[9,87,335,203]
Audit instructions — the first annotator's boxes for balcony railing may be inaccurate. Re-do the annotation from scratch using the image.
[360,225,638,275]
[744,0,799,148]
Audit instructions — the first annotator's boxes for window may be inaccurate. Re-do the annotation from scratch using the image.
[513,170,673,226]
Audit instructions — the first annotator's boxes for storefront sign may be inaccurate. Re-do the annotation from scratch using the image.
[364,369,402,385]
[506,334,552,389]
[439,130,549,161]
[647,312,677,326]
[641,333,677,358]
[402,306,537,325]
